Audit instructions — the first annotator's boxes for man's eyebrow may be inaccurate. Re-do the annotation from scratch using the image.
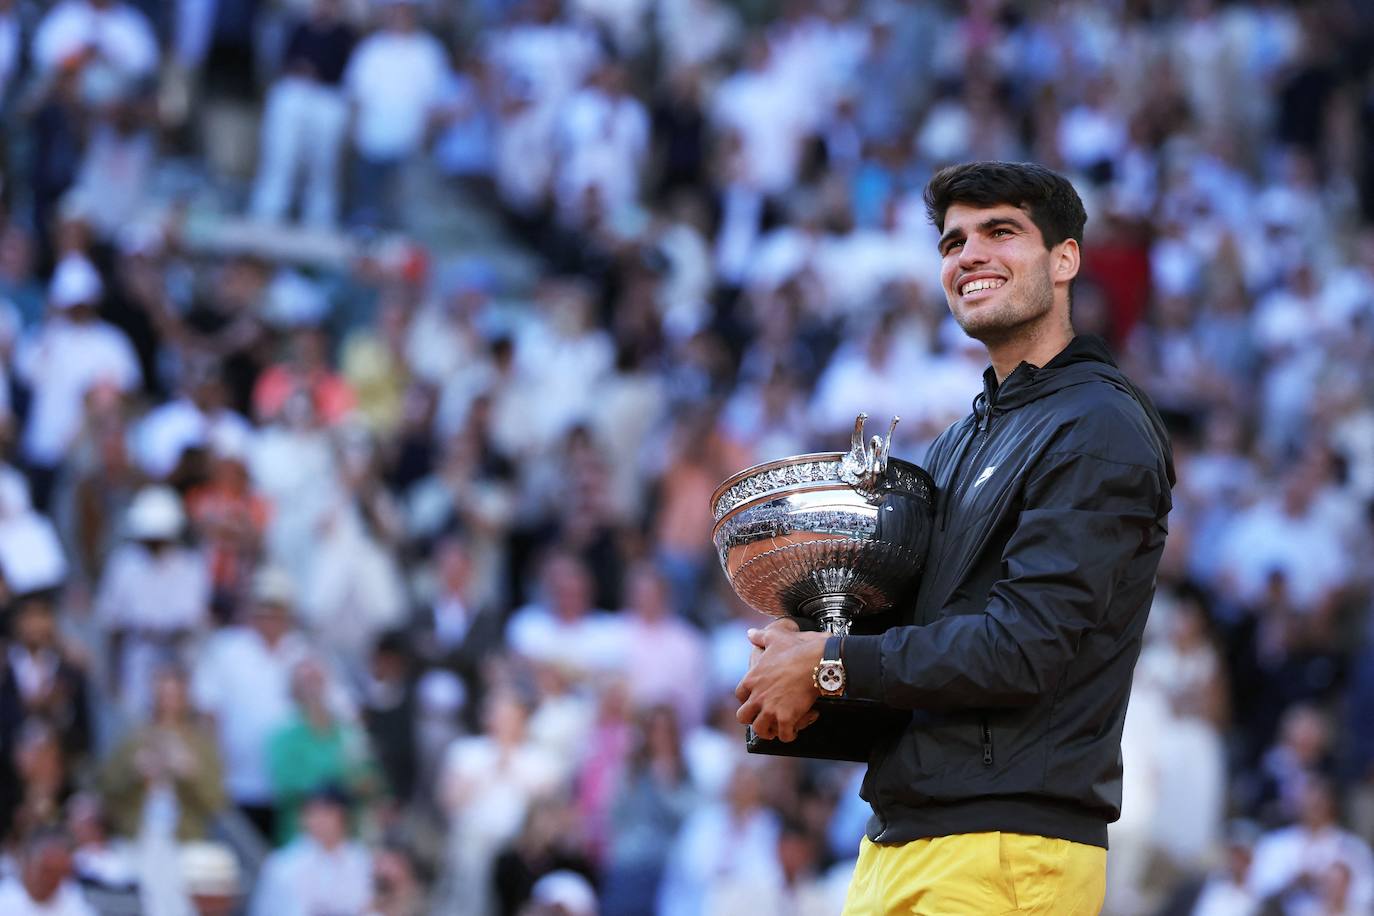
[938,215,1028,251]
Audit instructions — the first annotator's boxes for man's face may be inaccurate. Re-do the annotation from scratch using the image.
[937,203,1067,346]
[13,604,56,651]
[302,800,348,848]
[21,836,72,901]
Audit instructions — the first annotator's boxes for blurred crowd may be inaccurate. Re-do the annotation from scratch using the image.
[0,0,1372,914]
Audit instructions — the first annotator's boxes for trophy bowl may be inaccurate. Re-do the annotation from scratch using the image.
[711,414,936,760]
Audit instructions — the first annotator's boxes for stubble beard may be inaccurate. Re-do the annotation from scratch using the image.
[951,267,1057,350]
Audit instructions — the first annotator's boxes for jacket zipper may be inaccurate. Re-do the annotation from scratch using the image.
[981,720,994,766]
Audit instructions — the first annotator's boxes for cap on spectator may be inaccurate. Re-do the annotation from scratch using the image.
[252,566,296,610]
[49,255,103,309]
[530,871,597,916]
[303,783,353,809]
[179,842,242,898]
[125,486,185,542]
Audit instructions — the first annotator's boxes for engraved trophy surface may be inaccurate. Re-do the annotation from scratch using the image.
[711,414,936,760]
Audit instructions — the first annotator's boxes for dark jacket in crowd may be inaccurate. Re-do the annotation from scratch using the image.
[842,335,1175,849]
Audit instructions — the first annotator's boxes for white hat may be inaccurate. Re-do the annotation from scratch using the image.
[251,566,296,608]
[125,486,185,541]
[179,842,242,898]
[530,871,597,916]
[0,514,69,594]
[49,255,103,309]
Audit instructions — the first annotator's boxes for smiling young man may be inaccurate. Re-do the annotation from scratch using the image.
[734,161,1175,913]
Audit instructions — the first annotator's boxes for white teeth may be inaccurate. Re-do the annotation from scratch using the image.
[961,278,1005,296]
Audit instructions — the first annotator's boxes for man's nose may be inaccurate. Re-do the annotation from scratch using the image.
[957,236,989,267]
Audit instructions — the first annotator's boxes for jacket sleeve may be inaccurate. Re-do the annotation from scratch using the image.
[843,449,1166,709]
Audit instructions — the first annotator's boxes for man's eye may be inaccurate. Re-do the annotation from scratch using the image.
[944,240,964,253]
[992,228,1012,238]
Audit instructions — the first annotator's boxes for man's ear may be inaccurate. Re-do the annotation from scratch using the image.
[1054,238,1081,285]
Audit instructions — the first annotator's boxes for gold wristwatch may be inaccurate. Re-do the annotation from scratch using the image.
[813,636,846,697]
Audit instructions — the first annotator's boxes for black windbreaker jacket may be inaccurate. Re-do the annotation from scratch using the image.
[841,334,1175,849]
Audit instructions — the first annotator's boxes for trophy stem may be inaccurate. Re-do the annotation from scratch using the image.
[800,594,863,636]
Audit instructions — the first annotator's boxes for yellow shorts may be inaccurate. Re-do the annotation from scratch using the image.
[842,832,1106,915]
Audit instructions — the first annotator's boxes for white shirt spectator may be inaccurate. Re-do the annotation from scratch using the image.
[505,604,630,677]
[16,306,140,468]
[0,877,97,916]
[440,732,563,916]
[96,539,210,717]
[485,20,600,110]
[32,0,158,79]
[250,837,374,916]
[1248,823,1374,914]
[555,85,649,220]
[656,0,740,71]
[0,470,68,594]
[711,67,809,193]
[1057,99,1127,173]
[95,543,210,634]
[344,28,448,160]
[134,397,253,481]
[493,100,558,214]
[1214,495,1349,612]
[191,627,315,804]
[1190,874,1259,916]
[659,793,782,916]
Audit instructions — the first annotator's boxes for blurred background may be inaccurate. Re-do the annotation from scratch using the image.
[0,0,1371,913]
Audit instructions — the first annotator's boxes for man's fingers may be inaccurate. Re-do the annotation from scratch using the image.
[751,712,778,740]
[798,710,821,731]
[736,696,760,725]
[734,672,755,703]
[746,627,770,650]
[777,718,797,743]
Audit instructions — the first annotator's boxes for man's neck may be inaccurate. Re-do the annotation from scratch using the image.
[985,320,1074,383]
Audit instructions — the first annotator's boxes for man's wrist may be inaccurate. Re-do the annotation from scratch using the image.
[814,633,846,696]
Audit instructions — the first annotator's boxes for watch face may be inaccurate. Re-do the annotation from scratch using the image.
[817,661,845,694]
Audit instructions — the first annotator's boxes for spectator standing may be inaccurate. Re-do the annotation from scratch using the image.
[343,0,448,228]
[15,256,140,509]
[250,0,358,228]
[191,567,320,841]
[31,0,158,85]
[94,486,210,720]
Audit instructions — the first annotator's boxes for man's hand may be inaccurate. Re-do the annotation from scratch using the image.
[735,625,828,742]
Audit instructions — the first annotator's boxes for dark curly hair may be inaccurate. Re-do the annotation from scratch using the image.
[924,161,1087,250]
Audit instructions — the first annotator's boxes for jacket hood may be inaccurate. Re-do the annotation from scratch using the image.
[977,335,1176,485]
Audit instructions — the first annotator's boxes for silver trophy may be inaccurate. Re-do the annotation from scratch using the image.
[711,413,936,759]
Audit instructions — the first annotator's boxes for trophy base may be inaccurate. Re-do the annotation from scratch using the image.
[745,696,908,762]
